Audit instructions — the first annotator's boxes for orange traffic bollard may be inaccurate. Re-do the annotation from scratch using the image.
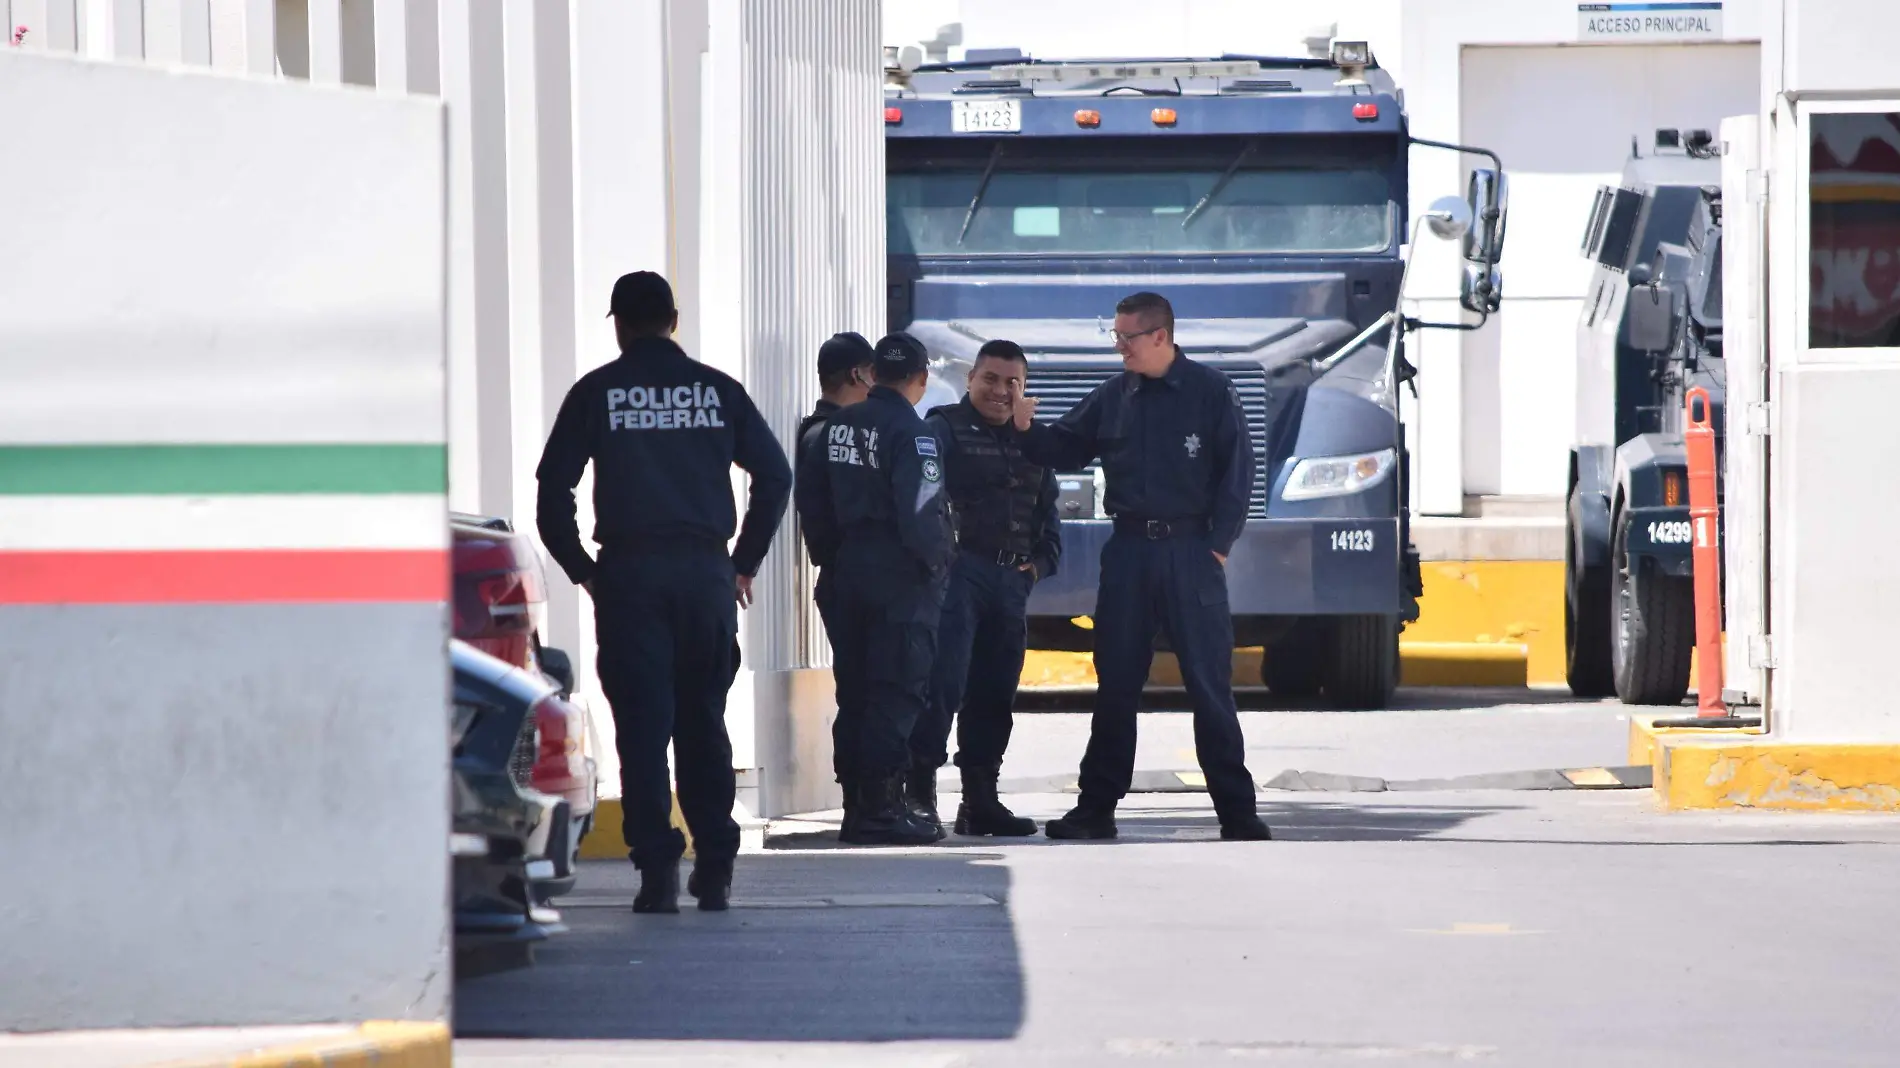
[1685,387,1726,717]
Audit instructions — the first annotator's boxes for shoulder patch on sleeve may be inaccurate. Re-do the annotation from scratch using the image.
[915,435,938,457]
[921,458,942,483]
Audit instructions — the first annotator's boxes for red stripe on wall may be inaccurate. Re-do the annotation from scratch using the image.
[0,550,450,605]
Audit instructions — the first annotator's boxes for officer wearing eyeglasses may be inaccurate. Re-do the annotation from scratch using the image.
[1010,291,1272,843]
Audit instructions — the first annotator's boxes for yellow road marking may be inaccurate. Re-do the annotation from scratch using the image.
[1564,767,1621,787]
[1409,922,1543,936]
[1176,771,1207,787]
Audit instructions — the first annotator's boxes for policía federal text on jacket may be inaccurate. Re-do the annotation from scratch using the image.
[535,335,792,585]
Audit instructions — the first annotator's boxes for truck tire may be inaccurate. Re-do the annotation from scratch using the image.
[1610,509,1694,706]
[1565,510,1615,697]
[1259,621,1324,697]
[1323,614,1400,710]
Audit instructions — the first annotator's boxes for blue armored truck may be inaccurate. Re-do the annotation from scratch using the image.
[882,44,1508,708]
[1565,129,1727,706]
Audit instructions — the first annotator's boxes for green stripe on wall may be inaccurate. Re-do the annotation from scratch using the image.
[0,445,447,495]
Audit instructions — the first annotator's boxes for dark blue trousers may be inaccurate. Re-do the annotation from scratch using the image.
[592,548,740,869]
[1082,531,1258,821]
[912,550,1033,772]
[828,539,944,780]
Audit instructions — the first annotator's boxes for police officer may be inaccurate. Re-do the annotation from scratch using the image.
[909,339,1058,838]
[1012,292,1272,842]
[792,331,875,836]
[795,331,953,846]
[536,270,793,912]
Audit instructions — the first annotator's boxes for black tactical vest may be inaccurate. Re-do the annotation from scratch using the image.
[932,399,1045,559]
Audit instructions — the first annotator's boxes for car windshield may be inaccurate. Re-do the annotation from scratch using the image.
[887,134,1396,257]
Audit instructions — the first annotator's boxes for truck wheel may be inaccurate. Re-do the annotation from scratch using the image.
[1259,621,1323,697]
[1323,614,1400,710]
[1565,506,1615,697]
[1609,509,1694,706]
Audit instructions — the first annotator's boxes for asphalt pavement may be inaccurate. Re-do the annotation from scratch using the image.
[454,690,1900,1067]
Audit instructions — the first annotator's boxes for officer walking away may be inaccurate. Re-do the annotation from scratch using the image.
[910,339,1058,838]
[792,331,875,837]
[536,270,793,913]
[797,331,954,845]
[1011,292,1272,842]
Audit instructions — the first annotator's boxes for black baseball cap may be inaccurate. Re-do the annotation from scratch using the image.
[873,332,929,377]
[817,332,875,378]
[606,270,675,321]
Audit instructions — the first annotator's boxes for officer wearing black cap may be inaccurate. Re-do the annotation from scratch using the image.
[792,331,875,836]
[909,339,1058,838]
[794,331,953,845]
[1011,291,1272,842]
[536,270,793,912]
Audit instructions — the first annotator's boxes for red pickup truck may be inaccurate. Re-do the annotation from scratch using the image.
[451,512,597,891]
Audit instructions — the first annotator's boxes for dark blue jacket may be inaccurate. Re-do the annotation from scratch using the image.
[925,396,1062,581]
[795,385,954,582]
[793,398,843,569]
[535,337,792,585]
[1018,349,1255,556]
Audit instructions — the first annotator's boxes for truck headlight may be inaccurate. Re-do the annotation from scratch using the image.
[1281,447,1396,501]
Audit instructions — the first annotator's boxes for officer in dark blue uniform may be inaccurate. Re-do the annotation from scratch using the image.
[793,331,875,836]
[910,339,1058,838]
[794,332,953,846]
[1012,292,1272,842]
[536,271,793,912]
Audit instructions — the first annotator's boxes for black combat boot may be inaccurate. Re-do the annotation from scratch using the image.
[1219,813,1274,841]
[954,764,1038,837]
[631,861,680,913]
[838,783,860,842]
[839,777,940,846]
[1044,797,1118,840]
[905,765,947,841]
[686,858,733,911]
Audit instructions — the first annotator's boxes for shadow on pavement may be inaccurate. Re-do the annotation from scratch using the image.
[1017,687,1611,713]
[453,852,1024,1043]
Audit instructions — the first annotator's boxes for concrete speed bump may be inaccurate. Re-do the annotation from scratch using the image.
[156,1022,449,1068]
[998,766,1653,795]
[1653,738,1900,811]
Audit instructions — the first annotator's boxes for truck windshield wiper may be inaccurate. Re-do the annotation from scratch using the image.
[1182,139,1256,230]
[957,143,1005,246]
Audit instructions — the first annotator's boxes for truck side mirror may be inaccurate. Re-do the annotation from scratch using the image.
[1460,262,1502,316]
[1626,283,1677,353]
[1464,168,1508,265]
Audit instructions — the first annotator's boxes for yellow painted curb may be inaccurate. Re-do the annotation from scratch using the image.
[1654,737,1900,811]
[1018,559,1564,690]
[1398,641,1528,687]
[160,1022,449,1068]
[1020,641,1529,690]
[578,795,693,861]
[1627,712,1763,767]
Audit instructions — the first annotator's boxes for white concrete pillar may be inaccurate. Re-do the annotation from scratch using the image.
[181,0,211,63]
[142,0,182,62]
[566,0,672,789]
[306,0,340,81]
[438,0,512,518]
[17,0,79,53]
[82,0,142,59]
[370,0,408,89]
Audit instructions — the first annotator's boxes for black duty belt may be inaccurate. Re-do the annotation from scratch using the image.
[960,545,1032,568]
[1111,516,1211,540]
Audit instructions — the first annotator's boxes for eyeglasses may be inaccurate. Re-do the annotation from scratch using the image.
[1110,325,1165,347]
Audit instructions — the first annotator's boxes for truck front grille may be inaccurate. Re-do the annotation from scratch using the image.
[1024,362,1272,518]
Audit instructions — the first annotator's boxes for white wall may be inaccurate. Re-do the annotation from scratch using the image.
[882,0,1767,513]
[0,47,447,1030]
